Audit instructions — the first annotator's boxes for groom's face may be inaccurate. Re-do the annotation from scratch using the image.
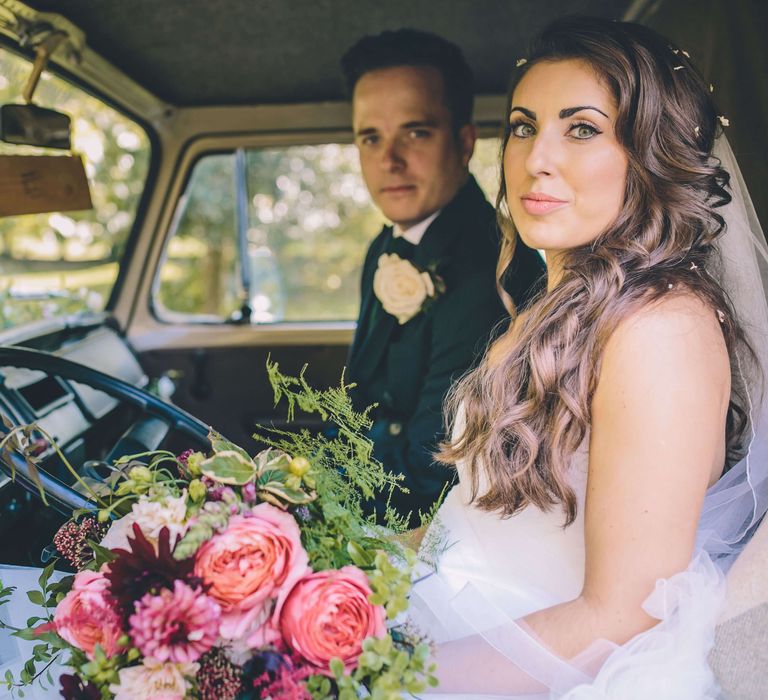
[352,65,476,229]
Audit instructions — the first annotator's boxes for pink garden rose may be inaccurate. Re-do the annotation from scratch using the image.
[280,566,386,673]
[54,570,123,659]
[194,503,309,644]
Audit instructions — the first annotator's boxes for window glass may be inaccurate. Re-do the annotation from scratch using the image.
[155,137,501,324]
[0,47,151,329]
[244,145,381,322]
[155,154,240,320]
[157,144,383,323]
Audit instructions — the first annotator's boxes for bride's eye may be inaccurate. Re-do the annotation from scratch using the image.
[568,122,602,140]
[509,120,535,138]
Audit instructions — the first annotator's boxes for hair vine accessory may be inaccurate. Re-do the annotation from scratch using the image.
[689,262,699,272]
[718,115,730,127]
[515,58,527,67]
[670,46,691,58]
[673,66,684,71]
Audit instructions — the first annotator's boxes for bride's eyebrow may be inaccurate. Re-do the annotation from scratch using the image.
[509,106,535,120]
[508,105,610,121]
[560,105,609,119]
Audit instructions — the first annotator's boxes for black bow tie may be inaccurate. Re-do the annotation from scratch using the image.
[387,232,416,260]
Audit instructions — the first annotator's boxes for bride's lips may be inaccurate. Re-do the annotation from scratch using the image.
[520,192,568,215]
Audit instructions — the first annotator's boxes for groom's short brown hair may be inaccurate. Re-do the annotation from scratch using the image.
[340,28,474,134]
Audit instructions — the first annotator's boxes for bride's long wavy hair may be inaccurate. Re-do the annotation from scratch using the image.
[438,16,755,524]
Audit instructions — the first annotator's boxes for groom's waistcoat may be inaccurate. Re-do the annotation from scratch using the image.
[347,176,545,522]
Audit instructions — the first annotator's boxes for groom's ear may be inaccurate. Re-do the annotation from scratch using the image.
[457,124,477,167]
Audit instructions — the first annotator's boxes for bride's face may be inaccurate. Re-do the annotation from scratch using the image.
[503,59,628,261]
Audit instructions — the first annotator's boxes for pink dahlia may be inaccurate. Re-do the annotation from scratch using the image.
[129,580,221,664]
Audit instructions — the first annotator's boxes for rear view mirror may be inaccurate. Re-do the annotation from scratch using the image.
[0,104,71,150]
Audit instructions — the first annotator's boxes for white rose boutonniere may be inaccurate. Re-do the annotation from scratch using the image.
[373,253,446,325]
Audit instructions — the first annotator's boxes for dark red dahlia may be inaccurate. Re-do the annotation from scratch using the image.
[53,517,109,569]
[59,673,100,700]
[104,524,197,619]
[197,647,243,700]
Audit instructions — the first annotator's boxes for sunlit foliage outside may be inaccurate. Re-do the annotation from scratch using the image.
[0,46,150,329]
[156,138,501,323]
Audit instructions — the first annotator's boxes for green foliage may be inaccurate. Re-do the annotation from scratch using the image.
[265,359,400,501]
[0,562,70,695]
[325,633,438,700]
[173,500,233,561]
[368,550,416,620]
[200,449,258,485]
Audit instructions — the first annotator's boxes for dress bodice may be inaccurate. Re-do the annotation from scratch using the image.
[414,441,590,640]
[410,429,725,699]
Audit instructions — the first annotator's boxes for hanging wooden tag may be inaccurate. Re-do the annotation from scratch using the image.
[0,154,93,217]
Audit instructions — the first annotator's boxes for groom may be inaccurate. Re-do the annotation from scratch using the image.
[342,29,544,524]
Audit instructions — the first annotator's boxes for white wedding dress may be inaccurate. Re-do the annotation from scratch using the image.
[409,438,726,699]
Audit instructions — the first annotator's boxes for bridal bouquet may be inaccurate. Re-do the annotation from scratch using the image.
[0,361,436,699]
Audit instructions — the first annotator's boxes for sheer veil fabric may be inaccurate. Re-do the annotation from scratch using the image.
[408,137,768,699]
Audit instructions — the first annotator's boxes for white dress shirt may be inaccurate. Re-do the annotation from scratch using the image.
[392,209,441,246]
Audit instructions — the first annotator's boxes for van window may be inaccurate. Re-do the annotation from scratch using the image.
[0,46,151,329]
[155,138,501,323]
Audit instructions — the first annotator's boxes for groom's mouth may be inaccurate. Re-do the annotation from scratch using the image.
[380,184,417,197]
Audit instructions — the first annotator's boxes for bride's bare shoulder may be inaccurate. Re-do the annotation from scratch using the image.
[601,291,730,381]
[593,290,731,468]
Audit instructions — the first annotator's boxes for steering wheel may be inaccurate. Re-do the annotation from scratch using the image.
[0,346,212,515]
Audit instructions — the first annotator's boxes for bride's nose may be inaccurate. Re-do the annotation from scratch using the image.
[524,130,559,177]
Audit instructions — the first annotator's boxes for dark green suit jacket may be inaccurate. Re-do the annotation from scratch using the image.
[348,176,544,524]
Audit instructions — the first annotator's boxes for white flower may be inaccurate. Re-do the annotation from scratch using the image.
[515,58,527,67]
[373,253,437,325]
[110,659,198,700]
[718,115,730,127]
[132,492,189,542]
[101,493,189,551]
[100,511,138,550]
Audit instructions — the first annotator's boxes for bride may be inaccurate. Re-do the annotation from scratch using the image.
[409,16,768,699]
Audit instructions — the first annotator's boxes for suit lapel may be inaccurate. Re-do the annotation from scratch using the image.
[413,176,481,271]
[349,227,394,381]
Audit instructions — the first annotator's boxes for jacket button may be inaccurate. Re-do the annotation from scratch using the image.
[389,422,402,436]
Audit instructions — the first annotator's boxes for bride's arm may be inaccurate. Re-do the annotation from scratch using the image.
[525,295,730,655]
[429,295,731,694]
